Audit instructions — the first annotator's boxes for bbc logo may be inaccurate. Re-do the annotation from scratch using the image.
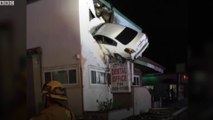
[0,1,14,6]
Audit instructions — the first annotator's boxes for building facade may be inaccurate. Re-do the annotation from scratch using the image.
[27,0,164,119]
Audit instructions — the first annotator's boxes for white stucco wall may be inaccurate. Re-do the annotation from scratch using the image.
[79,0,145,111]
[79,0,113,111]
[133,87,151,115]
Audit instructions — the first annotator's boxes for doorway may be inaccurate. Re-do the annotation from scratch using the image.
[27,47,42,119]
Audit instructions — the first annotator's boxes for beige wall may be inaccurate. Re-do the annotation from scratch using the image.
[66,87,83,115]
[27,0,83,116]
[27,0,81,67]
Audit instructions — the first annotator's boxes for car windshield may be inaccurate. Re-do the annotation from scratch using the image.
[115,27,137,45]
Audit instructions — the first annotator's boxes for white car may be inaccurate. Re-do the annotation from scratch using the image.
[93,23,149,60]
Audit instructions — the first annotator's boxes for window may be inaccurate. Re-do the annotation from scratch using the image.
[94,0,114,23]
[95,6,102,17]
[69,70,77,84]
[91,70,107,84]
[52,70,68,84]
[115,27,137,45]
[132,75,140,86]
[89,9,95,21]
[94,35,117,46]
[44,69,77,84]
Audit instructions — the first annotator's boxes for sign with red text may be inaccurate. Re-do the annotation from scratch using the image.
[111,62,131,93]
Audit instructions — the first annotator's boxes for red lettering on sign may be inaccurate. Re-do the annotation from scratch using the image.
[121,75,126,81]
[112,67,127,76]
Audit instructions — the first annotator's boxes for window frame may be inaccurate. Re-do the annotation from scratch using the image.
[68,69,77,84]
[89,68,108,85]
[43,68,78,85]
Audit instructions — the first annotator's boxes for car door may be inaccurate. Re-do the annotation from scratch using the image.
[94,35,118,56]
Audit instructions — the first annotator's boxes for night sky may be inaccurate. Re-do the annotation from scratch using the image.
[107,0,188,72]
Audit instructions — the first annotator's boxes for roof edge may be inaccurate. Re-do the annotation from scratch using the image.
[134,57,166,74]
[99,0,142,31]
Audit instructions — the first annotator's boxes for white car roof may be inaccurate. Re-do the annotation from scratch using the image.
[94,23,126,39]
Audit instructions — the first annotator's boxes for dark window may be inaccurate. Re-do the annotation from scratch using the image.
[89,9,95,21]
[91,71,96,84]
[94,35,117,46]
[45,72,51,84]
[52,71,68,84]
[133,76,140,86]
[91,70,107,84]
[69,70,77,84]
[115,27,137,45]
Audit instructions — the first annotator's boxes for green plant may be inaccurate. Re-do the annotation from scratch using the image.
[96,98,113,111]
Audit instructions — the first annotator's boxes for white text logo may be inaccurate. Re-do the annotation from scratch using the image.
[0,1,14,6]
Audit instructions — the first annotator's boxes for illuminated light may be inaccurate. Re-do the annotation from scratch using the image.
[142,75,160,84]
[124,48,135,54]
[183,75,189,81]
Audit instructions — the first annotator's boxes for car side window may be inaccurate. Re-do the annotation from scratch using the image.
[94,35,117,46]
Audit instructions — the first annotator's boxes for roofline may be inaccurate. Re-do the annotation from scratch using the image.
[134,60,164,74]
[99,0,142,31]
[134,57,166,74]
[139,57,166,69]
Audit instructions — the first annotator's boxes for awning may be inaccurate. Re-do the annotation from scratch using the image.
[134,57,165,74]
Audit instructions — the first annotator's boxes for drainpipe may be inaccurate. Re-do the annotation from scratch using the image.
[131,61,135,116]
[132,87,135,116]
[80,64,84,117]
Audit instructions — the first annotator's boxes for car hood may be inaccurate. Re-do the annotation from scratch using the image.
[127,32,148,48]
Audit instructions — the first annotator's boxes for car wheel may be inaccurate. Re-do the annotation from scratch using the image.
[114,53,126,63]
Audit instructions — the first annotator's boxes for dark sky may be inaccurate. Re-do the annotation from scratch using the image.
[107,0,188,72]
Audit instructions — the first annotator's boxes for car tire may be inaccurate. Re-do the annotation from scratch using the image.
[114,53,126,63]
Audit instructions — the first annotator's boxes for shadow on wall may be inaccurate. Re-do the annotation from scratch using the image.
[0,22,26,119]
[0,1,26,118]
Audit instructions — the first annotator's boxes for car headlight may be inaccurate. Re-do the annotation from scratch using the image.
[124,48,135,54]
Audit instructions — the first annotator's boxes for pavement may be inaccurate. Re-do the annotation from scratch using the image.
[123,98,188,120]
